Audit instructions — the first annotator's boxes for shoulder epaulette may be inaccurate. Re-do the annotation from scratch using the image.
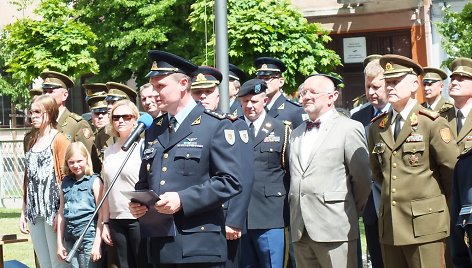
[439,103,454,114]
[70,112,83,122]
[225,113,239,122]
[204,109,226,120]
[419,108,439,120]
[370,111,387,123]
[286,99,302,107]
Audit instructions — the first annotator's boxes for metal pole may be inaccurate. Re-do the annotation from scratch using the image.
[215,0,230,113]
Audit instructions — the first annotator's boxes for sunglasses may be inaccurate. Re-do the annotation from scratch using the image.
[111,114,134,121]
[93,111,108,116]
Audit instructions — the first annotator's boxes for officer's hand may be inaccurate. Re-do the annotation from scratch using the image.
[225,226,242,240]
[155,192,181,214]
[129,201,148,218]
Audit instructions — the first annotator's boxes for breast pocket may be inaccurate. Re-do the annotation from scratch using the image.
[174,147,202,176]
[402,142,425,167]
[260,142,282,168]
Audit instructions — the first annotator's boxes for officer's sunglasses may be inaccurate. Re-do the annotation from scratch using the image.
[111,114,134,121]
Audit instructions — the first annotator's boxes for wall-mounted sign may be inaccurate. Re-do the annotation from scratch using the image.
[343,37,367,64]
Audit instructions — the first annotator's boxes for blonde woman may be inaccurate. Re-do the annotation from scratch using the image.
[101,100,145,268]
[20,95,70,267]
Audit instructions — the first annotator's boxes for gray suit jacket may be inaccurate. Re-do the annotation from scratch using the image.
[289,111,371,243]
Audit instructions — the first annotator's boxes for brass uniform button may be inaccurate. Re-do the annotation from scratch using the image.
[392,175,397,180]
[163,153,169,159]
[392,188,396,193]
[393,163,397,168]
[200,226,205,231]
[162,167,167,172]
[160,180,165,186]
[392,201,397,206]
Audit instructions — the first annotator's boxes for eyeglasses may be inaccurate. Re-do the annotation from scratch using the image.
[111,114,134,121]
[299,89,331,98]
[28,109,43,117]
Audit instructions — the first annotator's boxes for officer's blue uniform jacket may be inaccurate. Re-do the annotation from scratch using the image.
[136,103,241,264]
[246,114,290,229]
[267,94,305,129]
[451,148,472,268]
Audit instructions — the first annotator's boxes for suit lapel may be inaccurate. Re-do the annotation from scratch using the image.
[393,105,420,149]
[155,115,170,148]
[291,126,305,173]
[167,105,203,149]
[253,116,274,147]
[267,95,284,118]
[303,112,338,172]
[379,111,395,150]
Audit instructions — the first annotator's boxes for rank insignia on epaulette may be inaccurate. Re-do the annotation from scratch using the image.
[192,116,201,125]
[419,108,439,120]
[224,129,235,145]
[278,103,285,110]
[156,117,163,126]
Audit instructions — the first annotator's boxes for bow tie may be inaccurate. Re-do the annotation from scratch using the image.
[306,120,321,131]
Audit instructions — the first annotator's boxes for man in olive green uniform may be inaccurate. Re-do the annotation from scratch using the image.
[83,83,113,161]
[368,55,460,268]
[439,58,472,153]
[422,67,453,112]
[40,71,95,149]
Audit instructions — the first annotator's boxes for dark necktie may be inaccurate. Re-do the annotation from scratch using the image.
[306,119,321,131]
[393,114,402,141]
[373,109,382,118]
[457,110,464,134]
[169,116,177,133]
[249,122,255,137]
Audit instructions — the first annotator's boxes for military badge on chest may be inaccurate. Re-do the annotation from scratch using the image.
[177,137,203,148]
[372,143,385,166]
[264,132,281,143]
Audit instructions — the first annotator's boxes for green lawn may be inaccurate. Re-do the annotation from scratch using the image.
[0,208,36,267]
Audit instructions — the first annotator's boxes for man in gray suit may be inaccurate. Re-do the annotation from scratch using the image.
[289,74,371,268]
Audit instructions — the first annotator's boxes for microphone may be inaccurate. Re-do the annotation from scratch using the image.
[121,113,154,151]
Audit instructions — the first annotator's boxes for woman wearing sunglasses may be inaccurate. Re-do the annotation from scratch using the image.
[20,95,71,267]
[100,99,146,268]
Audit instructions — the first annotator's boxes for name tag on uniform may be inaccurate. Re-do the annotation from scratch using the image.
[406,134,423,142]
[460,206,472,216]
[264,133,280,143]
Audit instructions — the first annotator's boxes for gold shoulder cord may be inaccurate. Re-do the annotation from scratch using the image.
[281,123,291,169]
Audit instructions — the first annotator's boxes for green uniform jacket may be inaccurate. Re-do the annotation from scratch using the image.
[94,126,114,161]
[368,103,459,246]
[439,105,472,153]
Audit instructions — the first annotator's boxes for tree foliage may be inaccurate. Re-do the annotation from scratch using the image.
[0,0,98,106]
[72,0,198,86]
[189,0,341,92]
[436,3,472,66]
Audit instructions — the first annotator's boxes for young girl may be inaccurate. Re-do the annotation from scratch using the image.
[57,142,103,268]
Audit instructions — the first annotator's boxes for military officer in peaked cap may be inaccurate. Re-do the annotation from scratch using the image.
[84,84,113,158]
[422,67,453,112]
[129,51,241,268]
[39,70,97,166]
[29,88,43,98]
[238,78,291,268]
[105,82,137,112]
[438,57,472,153]
[189,66,255,268]
[368,54,459,268]
[228,63,246,117]
[254,57,306,128]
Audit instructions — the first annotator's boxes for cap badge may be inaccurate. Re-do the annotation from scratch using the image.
[151,61,158,71]
[196,73,207,82]
[44,77,51,83]
[261,64,268,70]
[385,63,394,71]
[254,84,261,93]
